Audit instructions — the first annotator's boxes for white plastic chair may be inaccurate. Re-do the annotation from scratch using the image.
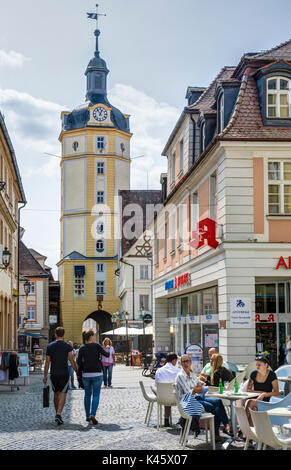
[173,388,215,450]
[235,406,262,450]
[250,409,291,450]
[244,361,257,380]
[275,365,291,396]
[139,381,157,426]
[156,383,177,430]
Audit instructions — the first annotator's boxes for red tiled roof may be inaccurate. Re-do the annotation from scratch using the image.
[187,67,236,114]
[253,39,291,60]
[220,67,291,140]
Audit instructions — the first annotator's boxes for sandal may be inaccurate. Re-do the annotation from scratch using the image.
[215,435,225,442]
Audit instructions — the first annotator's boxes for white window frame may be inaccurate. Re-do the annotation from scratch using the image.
[97,161,105,175]
[179,140,184,172]
[97,263,104,272]
[192,192,199,231]
[140,294,149,311]
[200,121,206,152]
[96,239,105,253]
[96,281,105,295]
[96,220,104,234]
[27,306,36,320]
[140,265,149,280]
[268,161,291,214]
[29,281,35,294]
[96,191,104,204]
[172,152,176,183]
[210,172,217,221]
[219,93,224,132]
[267,77,291,119]
[97,136,105,150]
[171,213,176,252]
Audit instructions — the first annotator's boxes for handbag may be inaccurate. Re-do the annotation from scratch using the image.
[181,392,204,416]
[43,385,50,408]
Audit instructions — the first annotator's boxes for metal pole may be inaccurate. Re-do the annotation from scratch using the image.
[120,259,135,321]
[126,316,129,366]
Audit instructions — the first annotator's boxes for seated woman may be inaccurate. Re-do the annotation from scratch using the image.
[206,354,234,387]
[244,355,279,426]
[176,354,231,442]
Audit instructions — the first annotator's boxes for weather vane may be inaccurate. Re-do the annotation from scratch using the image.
[87,4,106,30]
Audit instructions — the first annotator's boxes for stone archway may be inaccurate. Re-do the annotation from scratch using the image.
[83,310,112,342]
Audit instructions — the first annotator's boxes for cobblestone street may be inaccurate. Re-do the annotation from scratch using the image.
[0,365,247,451]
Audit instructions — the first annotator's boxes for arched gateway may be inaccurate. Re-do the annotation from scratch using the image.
[83,310,112,343]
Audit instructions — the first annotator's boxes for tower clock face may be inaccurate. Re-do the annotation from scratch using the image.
[93,107,108,122]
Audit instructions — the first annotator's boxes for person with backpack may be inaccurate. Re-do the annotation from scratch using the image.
[77,330,110,424]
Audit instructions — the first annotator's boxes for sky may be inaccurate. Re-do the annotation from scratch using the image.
[1,0,291,277]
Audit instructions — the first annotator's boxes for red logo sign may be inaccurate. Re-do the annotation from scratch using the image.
[255,314,275,323]
[275,256,291,270]
[189,218,219,250]
[174,273,190,289]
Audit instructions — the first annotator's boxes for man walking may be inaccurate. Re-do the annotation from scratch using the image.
[43,327,78,425]
[154,352,180,427]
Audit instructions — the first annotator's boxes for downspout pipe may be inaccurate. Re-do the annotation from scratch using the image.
[120,258,135,321]
[17,201,26,331]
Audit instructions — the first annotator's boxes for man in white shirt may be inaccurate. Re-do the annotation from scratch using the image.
[155,352,180,427]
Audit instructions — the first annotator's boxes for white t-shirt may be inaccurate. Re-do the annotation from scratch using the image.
[155,362,180,386]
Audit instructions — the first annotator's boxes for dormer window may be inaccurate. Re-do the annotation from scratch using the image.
[267,77,291,118]
[218,93,224,133]
[200,120,206,153]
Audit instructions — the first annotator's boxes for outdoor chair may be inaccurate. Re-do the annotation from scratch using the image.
[235,405,262,450]
[156,382,177,430]
[250,409,291,450]
[275,365,291,396]
[257,392,291,426]
[226,361,239,376]
[243,361,257,380]
[139,381,157,427]
[173,388,215,450]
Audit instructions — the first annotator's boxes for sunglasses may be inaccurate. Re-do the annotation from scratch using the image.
[181,360,190,364]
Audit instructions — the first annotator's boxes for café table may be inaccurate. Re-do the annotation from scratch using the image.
[205,390,259,441]
[266,407,291,419]
[277,377,291,395]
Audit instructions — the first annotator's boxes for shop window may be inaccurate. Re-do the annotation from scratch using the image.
[190,291,202,315]
[278,283,285,313]
[255,284,276,313]
[181,297,189,316]
[202,287,217,315]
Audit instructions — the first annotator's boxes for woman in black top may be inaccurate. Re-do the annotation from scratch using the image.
[244,356,279,426]
[77,330,109,424]
[206,354,233,387]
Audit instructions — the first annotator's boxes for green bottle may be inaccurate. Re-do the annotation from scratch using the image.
[219,378,223,394]
[234,378,238,394]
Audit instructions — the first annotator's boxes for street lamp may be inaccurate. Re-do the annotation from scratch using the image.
[24,280,31,296]
[0,247,11,270]
[112,309,120,336]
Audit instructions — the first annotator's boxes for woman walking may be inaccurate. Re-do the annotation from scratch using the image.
[102,338,115,388]
[77,330,109,424]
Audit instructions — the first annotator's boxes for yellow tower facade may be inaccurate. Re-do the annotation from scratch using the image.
[58,25,132,344]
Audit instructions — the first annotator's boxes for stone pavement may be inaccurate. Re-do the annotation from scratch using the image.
[0,365,246,451]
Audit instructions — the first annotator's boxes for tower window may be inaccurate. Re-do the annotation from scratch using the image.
[96,239,104,253]
[74,265,85,297]
[94,73,103,89]
[97,191,104,203]
[96,281,105,294]
[97,137,105,151]
[97,263,104,272]
[97,162,105,174]
[73,141,79,151]
[96,221,104,234]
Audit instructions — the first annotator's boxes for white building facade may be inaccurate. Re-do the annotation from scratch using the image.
[152,41,291,369]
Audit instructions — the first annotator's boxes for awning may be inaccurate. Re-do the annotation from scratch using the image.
[18,332,47,338]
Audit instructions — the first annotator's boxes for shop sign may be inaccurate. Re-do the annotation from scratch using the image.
[165,272,191,291]
[189,218,219,250]
[230,297,252,328]
[202,314,219,324]
[18,353,29,377]
[49,315,58,324]
[275,256,291,270]
[255,314,275,323]
[185,315,200,324]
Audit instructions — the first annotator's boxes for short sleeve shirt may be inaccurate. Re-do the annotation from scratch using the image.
[101,346,115,365]
[46,340,73,376]
[250,370,277,401]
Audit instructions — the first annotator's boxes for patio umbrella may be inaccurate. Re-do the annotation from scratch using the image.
[101,326,144,336]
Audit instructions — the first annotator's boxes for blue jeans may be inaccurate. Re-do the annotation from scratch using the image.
[82,376,103,418]
[68,365,76,389]
[103,364,113,387]
[196,396,229,435]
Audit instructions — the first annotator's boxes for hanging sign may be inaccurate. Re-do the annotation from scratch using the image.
[189,218,219,250]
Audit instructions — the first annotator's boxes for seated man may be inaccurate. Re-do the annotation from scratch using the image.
[199,347,230,383]
[154,352,180,427]
[176,354,230,442]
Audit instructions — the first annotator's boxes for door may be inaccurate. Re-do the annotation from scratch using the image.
[256,323,277,369]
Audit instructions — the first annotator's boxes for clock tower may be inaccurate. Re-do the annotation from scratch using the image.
[57,17,132,343]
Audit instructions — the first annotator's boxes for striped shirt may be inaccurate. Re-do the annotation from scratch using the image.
[175,368,200,401]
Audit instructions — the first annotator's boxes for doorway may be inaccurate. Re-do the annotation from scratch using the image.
[256,323,277,369]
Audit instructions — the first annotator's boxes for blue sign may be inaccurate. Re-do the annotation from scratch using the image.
[165,279,174,290]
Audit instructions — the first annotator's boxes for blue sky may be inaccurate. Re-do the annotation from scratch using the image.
[1,0,291,276]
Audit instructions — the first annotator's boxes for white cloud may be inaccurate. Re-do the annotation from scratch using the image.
[109,83,179,189]
[0,50,29,68]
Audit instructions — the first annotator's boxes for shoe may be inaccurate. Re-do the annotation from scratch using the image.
[90,416,98,425]
[108,385,113,388]
[86,417,91,422]
[55,415,64,425]
[215,435,225,442]
[223,426,233,436]
[103,386,107,389]
[164,419,170,427]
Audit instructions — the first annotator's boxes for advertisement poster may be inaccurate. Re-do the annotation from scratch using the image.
[185,344,203,373]
[18,353,29,377]
[205,333,218,348]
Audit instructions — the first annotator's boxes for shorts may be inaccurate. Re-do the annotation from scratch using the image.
[51,374,70,393]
